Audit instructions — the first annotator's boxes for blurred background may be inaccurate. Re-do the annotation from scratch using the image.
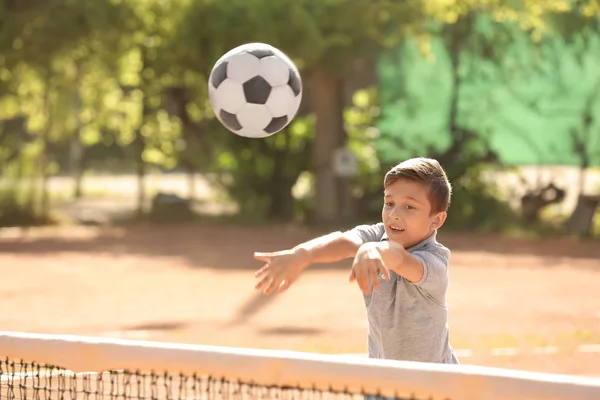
[0,0,599,378]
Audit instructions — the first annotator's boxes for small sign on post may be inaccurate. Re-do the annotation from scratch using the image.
[332,148,358,178]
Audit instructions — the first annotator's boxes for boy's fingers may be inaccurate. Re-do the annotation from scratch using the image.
[278,279,292,293]
[354,267,370,294]
[254,264,270,278]
[261,271,283,295]
[370,268,380,292]
[380,265,391,280]
[358,273,370,295]
[263,278,280,295]
[255,275,272,291]
[361,281,371,295]
[253,252,274,262]
[349,269,356,282]
[255,276,272,291]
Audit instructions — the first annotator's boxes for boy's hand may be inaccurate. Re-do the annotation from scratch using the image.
[350,242,391,295]
[254,249,310,295]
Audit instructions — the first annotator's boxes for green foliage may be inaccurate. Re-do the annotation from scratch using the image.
[0,187,53,227]
[378,14,600,168]
[344,87,387,218]
[0,0,597,229]
[178,0,421,73]
[444,164,520,231]
[376,37,454,161]
[469,22,600,167]
[376,12,600,232]
[0,0,131,70]
[593,210,600,238]
[205,116,314,221]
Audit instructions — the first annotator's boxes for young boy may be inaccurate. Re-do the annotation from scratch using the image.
[253,157,459,366]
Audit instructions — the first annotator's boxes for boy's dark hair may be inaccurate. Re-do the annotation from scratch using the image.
[383,157,452,214]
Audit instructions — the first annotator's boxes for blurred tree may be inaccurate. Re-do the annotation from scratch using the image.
[491,22,600,232]
[0,0,135,216]
[1,0,598,227]
[376,6,599,229]
[174,0,423,223]
[498,25,600,183]
[177,0,598,224]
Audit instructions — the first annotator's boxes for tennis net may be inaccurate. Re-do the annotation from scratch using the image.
[0,332,599,400]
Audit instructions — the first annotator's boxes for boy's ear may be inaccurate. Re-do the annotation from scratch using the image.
[431,211,447,230]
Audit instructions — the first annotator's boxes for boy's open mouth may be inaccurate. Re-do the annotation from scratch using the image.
[389,225,405,232]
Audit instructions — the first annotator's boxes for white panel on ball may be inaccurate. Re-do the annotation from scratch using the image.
[237,104,273,135]
[214,80,246,114]
[259,56,291,87]
[269,46,300,74]
[226,52,261,83]
[265,86,296,117]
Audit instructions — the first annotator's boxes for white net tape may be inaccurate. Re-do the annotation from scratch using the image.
[0,331,599,400]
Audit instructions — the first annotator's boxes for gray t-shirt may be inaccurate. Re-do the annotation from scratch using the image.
[350,222,459,364]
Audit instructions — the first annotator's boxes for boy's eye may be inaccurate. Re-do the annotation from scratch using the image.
[405,205,416,210]
[384,202,394,207]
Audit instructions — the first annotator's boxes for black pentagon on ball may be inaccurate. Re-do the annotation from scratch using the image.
[219,109,242,131]
[288,69,302,96]
[243,76,272,104]
[247,49,275,59]
[210,61,228,89]
[264,116,288,135]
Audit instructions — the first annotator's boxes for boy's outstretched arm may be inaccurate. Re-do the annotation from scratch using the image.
[292,231,364,263]
[254,231,363,295]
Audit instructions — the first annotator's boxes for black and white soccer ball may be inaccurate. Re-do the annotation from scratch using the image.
[208,43,303,138]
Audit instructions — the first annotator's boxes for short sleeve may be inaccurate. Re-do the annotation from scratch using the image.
[409,246,450,306]
[348,222,385,243]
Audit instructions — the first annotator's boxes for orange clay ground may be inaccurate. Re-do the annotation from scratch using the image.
[0,224,599,377]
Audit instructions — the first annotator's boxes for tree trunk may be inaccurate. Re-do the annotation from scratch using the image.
[267,176,294,220]
[136,153,146,215]
[308,68,346,224]
[70,103,85,200]
[71,72,84,199]
[135,45,151,216]
[186,167,196,201]
[567,195,600,236]
[72,138,84,199]
[267,131,294,221]
[39,75,52,217]
[134,97,148,215]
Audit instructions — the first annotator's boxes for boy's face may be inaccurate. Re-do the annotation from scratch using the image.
[381,179,447,248]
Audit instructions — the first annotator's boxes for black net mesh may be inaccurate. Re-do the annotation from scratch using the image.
[0,359,413,400]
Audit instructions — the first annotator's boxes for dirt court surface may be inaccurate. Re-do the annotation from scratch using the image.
[0,224,599,378]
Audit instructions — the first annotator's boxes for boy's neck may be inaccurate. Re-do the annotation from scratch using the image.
[383,230,438,250]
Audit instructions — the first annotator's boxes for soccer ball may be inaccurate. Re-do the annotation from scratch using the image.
[208,43,303,138]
